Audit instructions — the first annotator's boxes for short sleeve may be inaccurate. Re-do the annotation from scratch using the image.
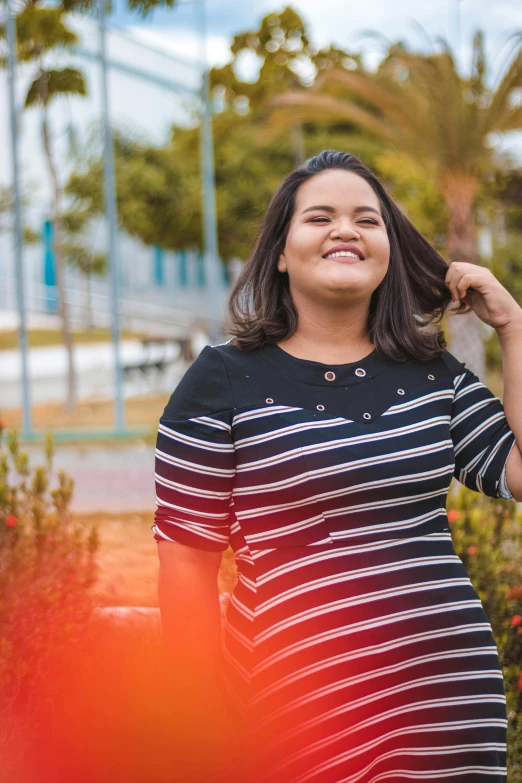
[151,345,236,552]
[442,350,517,499]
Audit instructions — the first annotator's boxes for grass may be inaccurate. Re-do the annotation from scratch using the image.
[80,511,238,608]
[0,328,148,351]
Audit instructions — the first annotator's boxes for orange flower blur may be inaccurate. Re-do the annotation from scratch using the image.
[447,509,461,523]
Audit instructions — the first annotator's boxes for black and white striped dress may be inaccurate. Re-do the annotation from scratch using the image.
[153,340,516,783]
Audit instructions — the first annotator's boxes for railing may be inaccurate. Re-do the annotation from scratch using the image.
[0,275,231,337]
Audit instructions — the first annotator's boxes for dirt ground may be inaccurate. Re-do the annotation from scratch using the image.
[81,511,237,608]
[2,394,167,436]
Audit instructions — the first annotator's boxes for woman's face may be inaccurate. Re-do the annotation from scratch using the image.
[277,169,390,306]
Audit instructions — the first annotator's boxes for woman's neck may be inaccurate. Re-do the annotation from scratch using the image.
[275,334,375,364]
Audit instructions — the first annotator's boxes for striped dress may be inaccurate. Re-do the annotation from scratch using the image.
[152,340,516,783]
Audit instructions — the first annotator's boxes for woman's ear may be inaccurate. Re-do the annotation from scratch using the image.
[277,253,287,274]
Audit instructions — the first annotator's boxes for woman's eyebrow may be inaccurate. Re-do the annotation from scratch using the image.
[300,204,381,216]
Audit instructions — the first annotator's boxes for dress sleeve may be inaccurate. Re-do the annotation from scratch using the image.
[442,350,517,499]
[151,345,236,552]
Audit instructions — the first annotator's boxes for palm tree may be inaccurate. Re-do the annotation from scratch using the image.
[22,6,87,410]
[265,32,522,380]
[0,3,87,410]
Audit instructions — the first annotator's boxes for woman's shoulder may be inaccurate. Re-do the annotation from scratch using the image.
[436,348,467,378]
[162,343,235,420]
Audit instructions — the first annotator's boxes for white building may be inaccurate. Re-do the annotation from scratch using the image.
[0,13,235,332]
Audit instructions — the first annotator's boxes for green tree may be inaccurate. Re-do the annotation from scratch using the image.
[65,8,377,263]
[210,6,363,166]
[0,187,39,245]
[266,32,522,379]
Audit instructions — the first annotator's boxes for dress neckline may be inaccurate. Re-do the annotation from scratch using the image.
[260,342,395,387]
[272,343,376,368]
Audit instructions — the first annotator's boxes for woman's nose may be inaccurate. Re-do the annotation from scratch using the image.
[330,221,361,240]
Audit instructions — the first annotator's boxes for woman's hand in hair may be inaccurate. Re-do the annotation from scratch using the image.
[445,261,522,334]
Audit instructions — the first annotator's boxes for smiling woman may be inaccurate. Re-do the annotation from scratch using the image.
[227,149,454,363]
[154,151,517,783]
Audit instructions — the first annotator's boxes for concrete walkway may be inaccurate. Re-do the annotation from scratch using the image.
[1,340,180,408]
[27,442,156,513]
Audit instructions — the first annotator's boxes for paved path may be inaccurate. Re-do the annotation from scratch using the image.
[1,340,181,408]
[27,443,156,513]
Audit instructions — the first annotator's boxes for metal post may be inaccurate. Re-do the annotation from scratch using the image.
[98,0,126,432]
[6,0,32,438]
[196,0,223,345]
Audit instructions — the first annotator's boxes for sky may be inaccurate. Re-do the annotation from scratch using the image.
[117,0,521,77]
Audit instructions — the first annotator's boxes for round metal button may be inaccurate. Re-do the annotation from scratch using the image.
[316,404,325,411]
[363,412,371,420]
[324,371,336,381]
[397,388,405,395]
[265,398,274,404]
[355,368,366,377]
[428,374,435,380]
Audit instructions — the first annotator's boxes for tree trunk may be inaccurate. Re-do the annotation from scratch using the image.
[85,272,94,332]
[441,174,486,383]
[41,103,77,411]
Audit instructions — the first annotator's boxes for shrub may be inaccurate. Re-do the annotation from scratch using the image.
[0,424,99,779]
[448,483,522,782]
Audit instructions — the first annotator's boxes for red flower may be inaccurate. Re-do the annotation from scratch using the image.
[447,510,461,524]
[466,545,479,556]
[46,536,54,543]
[6,515,18,528]
[518,674,522,692]
[511,615,522,627]
[507,586,522,601]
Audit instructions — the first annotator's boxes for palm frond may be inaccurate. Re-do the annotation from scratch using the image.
[14,6,78,61]
[25,68,87,107]
[493,104,522,133]
[310,68,439,159]
[483,50,522,136]
[260,90,397,146]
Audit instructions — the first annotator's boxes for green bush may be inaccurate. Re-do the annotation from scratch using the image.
[447,483,522,781]
[0,424,99,777]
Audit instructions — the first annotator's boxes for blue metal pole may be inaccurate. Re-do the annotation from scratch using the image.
[43,219,58,312]
[98,0,126,433]
[153,245,165,287]
[6,0,32,438]
[195,0,223,345]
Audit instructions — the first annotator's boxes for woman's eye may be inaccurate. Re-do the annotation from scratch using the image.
[308,217,379,225]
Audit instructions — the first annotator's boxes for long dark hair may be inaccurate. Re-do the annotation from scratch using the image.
[226,149,454,361]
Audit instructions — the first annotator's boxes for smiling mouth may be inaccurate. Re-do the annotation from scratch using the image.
[324,251,363,261]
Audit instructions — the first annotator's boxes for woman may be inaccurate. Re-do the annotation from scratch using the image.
[153,150,522,783]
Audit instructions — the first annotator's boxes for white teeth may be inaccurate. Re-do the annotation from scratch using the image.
[325,251,361,260]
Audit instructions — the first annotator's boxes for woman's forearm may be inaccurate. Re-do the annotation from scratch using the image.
[156,547,241,779]
[156,540,228,711]
[496,318,522,443]
[496,317,522,501]
[158,563,224,695]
